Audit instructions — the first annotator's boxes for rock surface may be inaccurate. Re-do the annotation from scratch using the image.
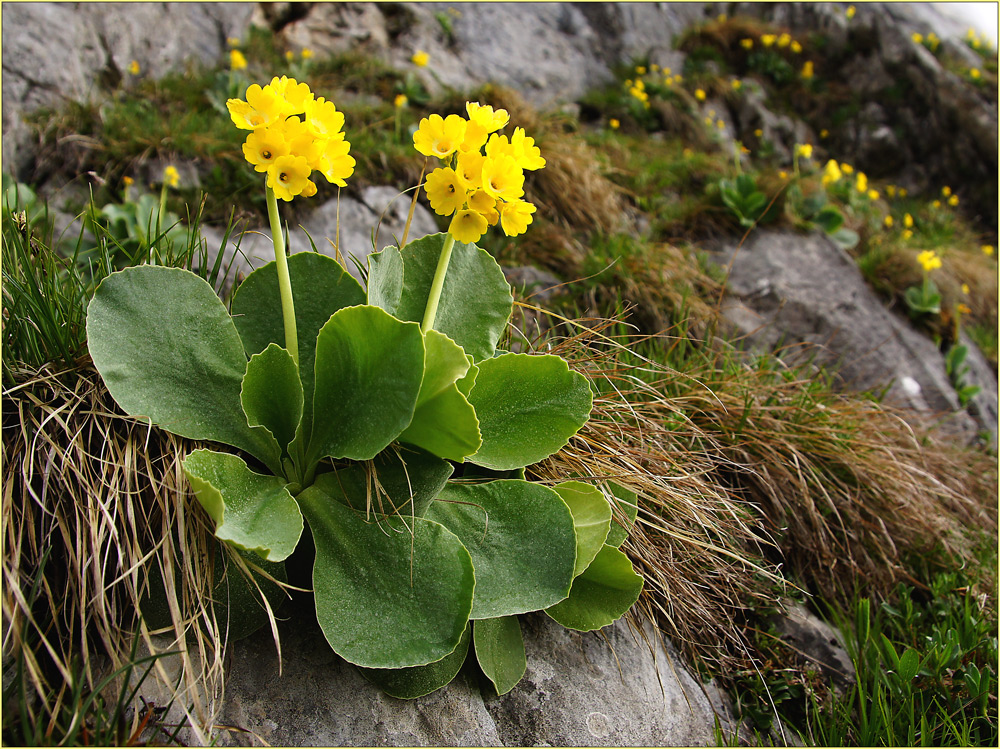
[709,230,997,443]
[208,602,731,747]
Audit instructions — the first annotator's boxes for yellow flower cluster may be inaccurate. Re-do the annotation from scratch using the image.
[227,77,355,201]
[917,250,942,272]
[414,102,544,244]
[821,159,842,185]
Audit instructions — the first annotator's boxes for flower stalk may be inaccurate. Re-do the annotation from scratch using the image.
[421,231,456,333]
[266,185,299,365]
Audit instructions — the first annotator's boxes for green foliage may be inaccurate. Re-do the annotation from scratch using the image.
[85,230,640,697]
[903,278,942,318]
[718,173,768,228]
[944,343,982,408]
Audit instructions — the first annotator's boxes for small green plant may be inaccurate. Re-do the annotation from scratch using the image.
[903,250,943,318]
[945,342,982,408]
[718,172,768,228]
[85,77,642,700]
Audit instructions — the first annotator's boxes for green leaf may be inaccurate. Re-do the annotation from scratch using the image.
[183,449,303,563]
[829,227,860,250]
[308,305,424,462]
[230,252,366,440]
[87,266,279,471]
[366,246,405,315]
[399,330,481,461]
[241,343,303,458]
[474,616,526,696]
[309,448,453,519]
[296,481,475,669]
[897,648,921,682]
[605,482,639,548]
[426,480,577,619]
[358,623,471,699]
[467,353,593,470]
[553,481,611,577]
[545,545,643,632]
[391,234,513,361]
[814,206,845,234]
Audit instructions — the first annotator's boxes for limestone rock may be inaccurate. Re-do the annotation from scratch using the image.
[709,230,995,443]
[207,601,731,747]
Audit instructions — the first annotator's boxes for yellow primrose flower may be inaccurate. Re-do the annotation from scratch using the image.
[123,175,134,186]
[412,50,429,67]
[971,68,982,79]
[424,167,470,216]
[228,83,292,130]
[227,37,241,47]
[413,113,468,159]
[717,13,727,22]
[636,65,647,75]
[886,185,896,197]
[510,127,545,170]
[230,49,248,70]
[468,189,500,226]
[163,165,180,188]
[754,128,763,138]
[267,154,311,201]
[916,250,942,272]
[899,187,907,197]
[962,283,970,295]
[933,200,942,208]
[695,88,706,101]
[675,74,683,83]
[467,101,510,133]
[791,40,803,53]
[302,48,314,60]
[456,150,485,185]
[481,154,525,202]
[820,129,829,138]
[904,213,913,228]
[958,302,972,315]
[912,32,923,44]
[663,67,672,76]
[884,215,893,228]
[128,60,140,75]
[498,199,537,237]
[856,172,868,193]
[704,116,714,127]
[732,78,742,90]
[948,194,959,206]
[779,170,789,179]
[902,229,913,240]
[822,159,842,185]
[796,143,813,159]
[243,127,290,173]
[846,5,856,19]
[317,138,355,187]
[942,185,952,197]
[269,76,314,114]
[304,97,346,140]
[609,118,620,129]
[982,245,995,256]
[650,63,660,72]
[968,28,977,40]
[448,209,488,243]
[761,34,777,47]
[840,162,854,174]
[801,61,814,79]
[394,93,408,108]
[868,189,880,200]
[741,38,754,50]
[276,117,326,168]
[717,119,725,130]
[778,33,791,48]
[285,51,295,62]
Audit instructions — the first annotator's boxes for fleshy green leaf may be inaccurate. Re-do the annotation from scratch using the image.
[467,353,593,471]
[553,481,612,577]
[366,246,405,315]
[391,234,512,361]
[296,481,475,669]
[604,482,639,548]
[309,448,453,519]
[474,616,526,696]
[230,252,366,440]
[241,343,303,457]
[86,266,279,471]
[545,544,643,632]
[426,480,577,619]
[358,623,471,699]
[183,449,303,563]
[399,330,481,461]
[308,305,424,462]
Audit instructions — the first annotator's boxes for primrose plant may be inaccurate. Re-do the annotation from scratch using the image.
[86,76,642,699]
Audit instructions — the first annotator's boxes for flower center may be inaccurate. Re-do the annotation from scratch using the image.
[263,150,272,160]
[279,172,290,183]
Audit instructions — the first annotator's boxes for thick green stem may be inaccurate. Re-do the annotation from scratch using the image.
[421,231,457,333]
[266,186,299,365]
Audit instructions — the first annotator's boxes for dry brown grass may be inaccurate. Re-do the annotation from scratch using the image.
[1,362,265,742]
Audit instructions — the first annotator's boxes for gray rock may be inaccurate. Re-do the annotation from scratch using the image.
[205,606,731,747]
[709,230,995,442]
[1,2,255,176]
[769,601,855,693]
[201,185,440,290]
